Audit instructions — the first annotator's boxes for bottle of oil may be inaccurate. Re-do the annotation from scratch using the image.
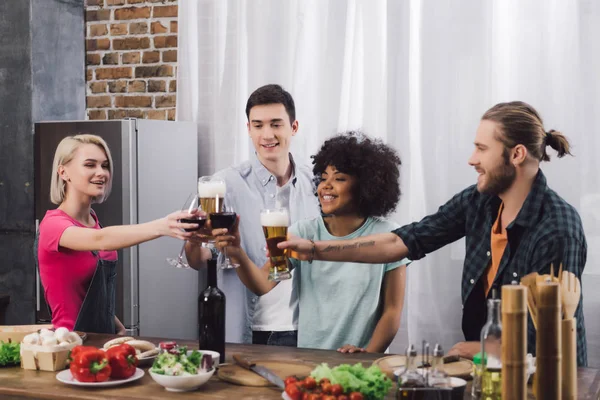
[471,352,485,399]
[481,290,502,400]
[398,344,425,388]
[429,344,450,388]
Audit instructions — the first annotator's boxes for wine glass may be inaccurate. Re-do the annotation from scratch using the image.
[166,193,205,269]
[211,204,239,269]
[198,176,226,243]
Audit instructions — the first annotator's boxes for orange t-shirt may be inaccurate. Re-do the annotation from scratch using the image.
[484,203,508,297]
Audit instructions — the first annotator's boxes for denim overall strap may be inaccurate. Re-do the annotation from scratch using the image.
[73,255,117,334]
[34,232,54,317]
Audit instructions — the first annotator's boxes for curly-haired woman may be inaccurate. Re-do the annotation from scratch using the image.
[213,132,408,353]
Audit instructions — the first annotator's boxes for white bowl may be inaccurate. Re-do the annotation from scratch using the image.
[194,350,220,366]
[149,368,215,392]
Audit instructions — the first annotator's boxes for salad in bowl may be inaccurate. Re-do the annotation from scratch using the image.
[149,346,215,392]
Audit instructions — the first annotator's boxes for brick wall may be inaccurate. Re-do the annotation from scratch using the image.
[85,0,178,120]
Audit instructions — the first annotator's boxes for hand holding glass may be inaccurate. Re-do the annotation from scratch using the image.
[261,208,292,281]
[166,193,205,269]
[210,204,239,269]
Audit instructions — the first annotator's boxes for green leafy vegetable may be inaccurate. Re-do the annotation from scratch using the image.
[150,347,206,376]
[0,341,20,366]
[311,363,392,400]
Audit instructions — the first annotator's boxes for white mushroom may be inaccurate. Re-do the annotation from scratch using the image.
[23,333,41,345]
[39,329,55,339]
[65,331,82,345]
[41,336,58,346]
[54,327,69,342]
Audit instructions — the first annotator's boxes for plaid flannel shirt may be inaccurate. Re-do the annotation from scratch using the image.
[393,170,587,366]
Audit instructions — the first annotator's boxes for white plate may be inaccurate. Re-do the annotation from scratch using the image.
[137,349,160,367]
[56,368,145,387]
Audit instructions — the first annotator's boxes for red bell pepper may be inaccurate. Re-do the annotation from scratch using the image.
[68,346,98,363]
[69,346,112,383]
[106,343,138,379]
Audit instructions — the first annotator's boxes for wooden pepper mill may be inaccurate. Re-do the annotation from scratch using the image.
[562,318,577,399]
[501,285,527,400]
[536,282,561,399]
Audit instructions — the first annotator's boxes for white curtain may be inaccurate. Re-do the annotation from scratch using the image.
[178,0,600,364]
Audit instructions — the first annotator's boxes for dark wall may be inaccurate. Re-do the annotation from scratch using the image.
[0,0,35,325]
[0,0,85,324]
[32,0,86,121]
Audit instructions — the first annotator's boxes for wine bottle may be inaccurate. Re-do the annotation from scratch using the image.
[198,258,226,364]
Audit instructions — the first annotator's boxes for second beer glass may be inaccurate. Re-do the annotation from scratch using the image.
[260,208,291,281]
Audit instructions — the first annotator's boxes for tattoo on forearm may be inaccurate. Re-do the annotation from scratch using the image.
[321,241,376,253]
[322,245,341,252]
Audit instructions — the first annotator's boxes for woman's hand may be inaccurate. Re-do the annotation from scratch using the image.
[337,344,366,354]
[212,215,243,259]
[188,211,213,245]
[277,236,314,261]
[156,209,202,240]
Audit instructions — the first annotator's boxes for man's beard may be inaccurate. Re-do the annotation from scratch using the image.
[478,149,516,195]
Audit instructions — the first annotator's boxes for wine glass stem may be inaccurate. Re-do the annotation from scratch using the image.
[223,247,229,262]
[177,242,186,261]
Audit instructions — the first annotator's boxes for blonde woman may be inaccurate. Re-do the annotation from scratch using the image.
[37,134,198,334]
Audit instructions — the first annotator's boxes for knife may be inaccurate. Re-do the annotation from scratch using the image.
[232,354,285,389]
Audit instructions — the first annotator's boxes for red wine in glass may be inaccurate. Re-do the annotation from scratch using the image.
[210,212,236,230]
[210,211,238,269]
[181,217,207,232]
[167,192,200,269]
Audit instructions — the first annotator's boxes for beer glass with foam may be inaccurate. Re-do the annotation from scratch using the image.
[198,176,226,243]
[260,208,291,281]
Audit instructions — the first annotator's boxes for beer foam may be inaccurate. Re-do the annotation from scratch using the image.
[198,181,226,197]
[260,210,289,227]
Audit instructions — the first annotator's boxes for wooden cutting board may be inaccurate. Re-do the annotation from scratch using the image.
[217,360,315,387]
[372,355,473,380]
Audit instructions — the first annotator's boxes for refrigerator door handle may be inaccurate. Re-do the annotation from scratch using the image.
[121,119,139,336]
[35,219,41,312]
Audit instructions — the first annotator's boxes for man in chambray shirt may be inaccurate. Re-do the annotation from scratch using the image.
[185,84,319,345]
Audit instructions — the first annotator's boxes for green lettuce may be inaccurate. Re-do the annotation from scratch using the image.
[311,362,392,400]
[0,341,20,366]
[150,347,204,376]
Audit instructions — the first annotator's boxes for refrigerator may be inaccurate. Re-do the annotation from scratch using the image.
[34,119,200,340]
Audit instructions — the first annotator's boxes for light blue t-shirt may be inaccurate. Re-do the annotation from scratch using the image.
[289,216,409,350]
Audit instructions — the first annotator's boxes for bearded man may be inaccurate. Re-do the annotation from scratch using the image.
[278,101,588,366]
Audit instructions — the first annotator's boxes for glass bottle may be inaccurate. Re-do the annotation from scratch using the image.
[429,344,449,388]
[398,344,426,388]
[481,290,502,400]
[198,258,226,363]
[471,352,485,399]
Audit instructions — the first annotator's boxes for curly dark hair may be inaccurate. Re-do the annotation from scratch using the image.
[311,132,401,218]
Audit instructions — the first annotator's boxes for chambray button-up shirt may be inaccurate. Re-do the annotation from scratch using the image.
[214,154,320,344]
[393,170,588,366]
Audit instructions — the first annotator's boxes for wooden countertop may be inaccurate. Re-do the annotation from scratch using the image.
[0,333,599,399]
